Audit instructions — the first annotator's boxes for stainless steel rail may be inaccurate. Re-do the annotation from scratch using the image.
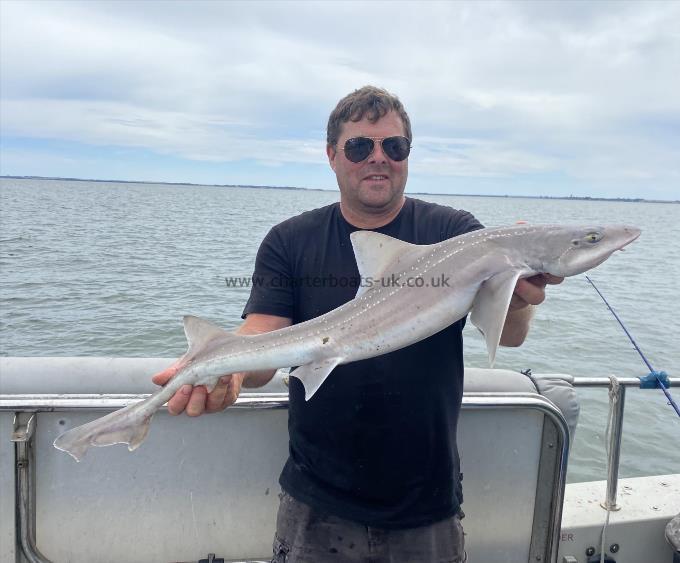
[3,377,672,410]
[571,377,679,387]
[574,376,679,513]
[0,390,588,411]
[11,413,51,563]
[0,393,289,411]
[603,380,625,511]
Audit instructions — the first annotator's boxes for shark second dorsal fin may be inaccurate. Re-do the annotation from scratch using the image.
[183,315,237,354]
[350,231,421,296]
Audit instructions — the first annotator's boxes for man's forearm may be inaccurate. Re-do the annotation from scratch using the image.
[241,369,277,388]
[236,313,292,388]
[499,304,535,347]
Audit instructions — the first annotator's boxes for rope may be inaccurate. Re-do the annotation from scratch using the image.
[598,375,619,562]
[585,275,680,418]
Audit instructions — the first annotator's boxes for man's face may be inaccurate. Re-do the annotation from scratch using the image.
[327,111,408,215]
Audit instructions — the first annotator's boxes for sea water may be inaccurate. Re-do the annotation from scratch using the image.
[1,177,678,482]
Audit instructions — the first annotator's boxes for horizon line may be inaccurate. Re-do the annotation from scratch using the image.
[1,175,677,204]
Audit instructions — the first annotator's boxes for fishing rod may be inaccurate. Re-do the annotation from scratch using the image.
[585,275,680,417]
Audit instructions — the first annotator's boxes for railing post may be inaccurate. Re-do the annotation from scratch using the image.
[601,378,626,511]
[11,413,53,563]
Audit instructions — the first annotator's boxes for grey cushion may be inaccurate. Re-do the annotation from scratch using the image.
[525,373,580,446]
[667,513,680,551]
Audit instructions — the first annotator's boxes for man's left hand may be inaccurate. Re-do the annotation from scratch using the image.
[509,274,564,311]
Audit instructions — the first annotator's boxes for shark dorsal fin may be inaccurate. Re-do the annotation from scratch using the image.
[350,231,419,287]
[183,315,236,353]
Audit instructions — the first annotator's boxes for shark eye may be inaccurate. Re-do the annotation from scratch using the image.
[584,232,603,244]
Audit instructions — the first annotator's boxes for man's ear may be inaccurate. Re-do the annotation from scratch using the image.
[326,144,337,172]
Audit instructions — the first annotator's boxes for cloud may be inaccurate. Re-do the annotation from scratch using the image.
[1,0,679,197]
[1,98,326,166]
[412,136,558,178]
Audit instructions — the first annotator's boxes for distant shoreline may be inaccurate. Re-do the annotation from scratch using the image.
[2,175,677,204]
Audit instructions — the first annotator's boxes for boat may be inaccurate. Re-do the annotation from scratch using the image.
[0,357,678,562]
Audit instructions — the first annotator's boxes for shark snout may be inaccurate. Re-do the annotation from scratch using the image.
[613,225,641,251]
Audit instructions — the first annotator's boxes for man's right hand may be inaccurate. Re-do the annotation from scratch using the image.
[151,370,244,416]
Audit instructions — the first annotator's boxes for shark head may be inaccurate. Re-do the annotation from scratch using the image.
[531,225,641,277]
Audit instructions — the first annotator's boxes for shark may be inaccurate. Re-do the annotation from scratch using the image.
[54,223,640,461]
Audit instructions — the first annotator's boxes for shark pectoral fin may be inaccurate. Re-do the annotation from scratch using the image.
[350,231,424,297]
[290,357,342,401]
[470,270,523,367]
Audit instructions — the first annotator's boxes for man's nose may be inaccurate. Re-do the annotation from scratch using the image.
[368,140,387,163]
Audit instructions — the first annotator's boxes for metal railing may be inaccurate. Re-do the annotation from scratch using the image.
[571,376,679,512]
[11,413,51,563]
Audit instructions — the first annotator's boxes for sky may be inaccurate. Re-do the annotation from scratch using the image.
[1,0,679,200]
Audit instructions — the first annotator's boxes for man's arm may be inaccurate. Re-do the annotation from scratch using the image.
[151,313,292,416]
[499,274,564,347]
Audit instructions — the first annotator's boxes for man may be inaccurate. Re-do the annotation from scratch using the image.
[153,86,561,562]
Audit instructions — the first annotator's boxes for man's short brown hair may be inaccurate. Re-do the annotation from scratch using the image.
[327,86,412,147]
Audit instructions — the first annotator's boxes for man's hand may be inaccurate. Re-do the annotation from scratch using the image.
[151,370,244,416]
[500,273,564,346]
[509,273,564,311]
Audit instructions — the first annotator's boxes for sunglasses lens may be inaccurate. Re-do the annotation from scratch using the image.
[344,137,374,163]
[382,136,411,161]
[342,136,411,162]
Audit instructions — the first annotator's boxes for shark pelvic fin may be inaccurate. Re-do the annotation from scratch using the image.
[290,357,342,401]
[470,269,523,367]
[183,315,239,355]
[350,231,421,297]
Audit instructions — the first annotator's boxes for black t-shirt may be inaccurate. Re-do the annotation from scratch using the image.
[242,197,483,529]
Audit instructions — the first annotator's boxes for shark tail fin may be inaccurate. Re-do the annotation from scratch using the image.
[53,401,154,462]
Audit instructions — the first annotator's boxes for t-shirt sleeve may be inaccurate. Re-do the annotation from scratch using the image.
[241,225,294,320]
[446,209,485,239]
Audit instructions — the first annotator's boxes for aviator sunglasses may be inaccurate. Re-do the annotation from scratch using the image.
[340,136,411,163]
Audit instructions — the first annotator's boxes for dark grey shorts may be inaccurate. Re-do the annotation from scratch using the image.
[272,491,466,563]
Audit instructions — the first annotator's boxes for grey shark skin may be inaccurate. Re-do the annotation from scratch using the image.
[54,224,640,461]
